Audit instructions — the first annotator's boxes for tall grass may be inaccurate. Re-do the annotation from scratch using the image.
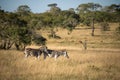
[0,49,120,80]
[0,23,120,80]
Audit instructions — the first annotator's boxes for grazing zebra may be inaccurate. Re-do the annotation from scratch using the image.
[47,49,69,60]
[24,46,48,59]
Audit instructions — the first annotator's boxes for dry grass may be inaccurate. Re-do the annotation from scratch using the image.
[39,23,120,49]
[0,49,120,80]
[0,23,120,80]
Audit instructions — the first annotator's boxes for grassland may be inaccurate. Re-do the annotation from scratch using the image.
[0,49,120,80]
[0,23,120,80]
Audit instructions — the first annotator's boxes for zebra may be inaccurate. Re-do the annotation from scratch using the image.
[46,49,69,60]
[24,46,49,59]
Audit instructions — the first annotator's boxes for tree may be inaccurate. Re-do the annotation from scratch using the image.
[61,10,80,34]
[101,4,120,23]
[48,3,61,15]
[48,3,57,7]
[103,4,120,13]
[0,10,47,50]
[32,33,46,45]
[17,5,31,15]
[116,24,120,34]
[100,22,110,32]
[76,3,90,13]
[0,12,20,49]
[68,8,75,13]
[77,3,102,36]
[88,3,102,36]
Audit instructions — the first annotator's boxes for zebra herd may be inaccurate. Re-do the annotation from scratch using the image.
[24,46,69,60]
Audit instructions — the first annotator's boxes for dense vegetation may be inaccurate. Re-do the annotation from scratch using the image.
[0,3,120,50]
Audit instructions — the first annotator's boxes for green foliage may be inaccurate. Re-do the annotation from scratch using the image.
[77,3,102,13]
[62,10,80,31]
[17,5,31,16]
[28,8,79,37]
[114,24,120,40]
[48,3,57,7]
[1,3,120,49]
[0,9,46,50]
[100,22,110,31]
[17,27,31,45]
[103,4,120,13]
[77,3,120,26]
[32,34,46,45]
[77,3,102,26]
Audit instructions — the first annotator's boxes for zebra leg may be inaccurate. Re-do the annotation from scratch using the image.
[54,54,58,61]
[24,52,29,58]
[37,52,41,60]
[37,55,40,60]
[43,52,48,60]
[25,54,28,58]
[64,52,69,59]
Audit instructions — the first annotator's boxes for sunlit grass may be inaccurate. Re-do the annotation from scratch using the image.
[0,49,120,80]
[0,23,120,80]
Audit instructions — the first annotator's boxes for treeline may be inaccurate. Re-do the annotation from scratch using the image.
[0,3,120,50]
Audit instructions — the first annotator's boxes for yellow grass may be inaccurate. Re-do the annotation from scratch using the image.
[0,23,120,80]
[38,23,120,49]
[0,49,120,80]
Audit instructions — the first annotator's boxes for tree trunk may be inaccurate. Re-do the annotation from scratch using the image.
[6,40,14,50]
[3,40,7,49]
[91,18,95,36]
[15,42,20,50]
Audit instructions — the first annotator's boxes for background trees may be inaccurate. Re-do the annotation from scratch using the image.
[0,6,46,50]
[0,3,120,50]
[77,3,102,36]
[16,5,31,16]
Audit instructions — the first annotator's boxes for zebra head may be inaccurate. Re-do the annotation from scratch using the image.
[62,50,69,59]
[39,46,48,52]
[39,45,49,59]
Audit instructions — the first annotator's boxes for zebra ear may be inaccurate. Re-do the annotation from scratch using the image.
[42,45,48,49]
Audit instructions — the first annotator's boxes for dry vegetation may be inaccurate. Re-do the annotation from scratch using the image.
[0,23,120,80]
[0,50,120,80]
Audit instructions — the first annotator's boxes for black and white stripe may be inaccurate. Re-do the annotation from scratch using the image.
[47,49,69,60]
[24,46,48,59]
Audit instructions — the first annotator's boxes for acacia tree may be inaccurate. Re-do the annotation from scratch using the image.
[109,4,120,23]
[0,11,18,49]
[62,10,80,34]
[48,3,61,15]
[103,4,120,13]
[17,5,31,16]
[48,4,79,36]
[0,6,47,50]
[0,11,31,50]
[77,3,102,36]
[88,3,102,36]
[76,3,91,26]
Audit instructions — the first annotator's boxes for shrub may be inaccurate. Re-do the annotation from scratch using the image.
[32,34,46,45]
[114,24,120,40]
[100,22,110,31]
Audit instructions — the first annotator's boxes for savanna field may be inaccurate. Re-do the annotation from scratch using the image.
[0,23,120,80]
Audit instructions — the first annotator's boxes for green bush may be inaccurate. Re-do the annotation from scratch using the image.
[32,34,46,45]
